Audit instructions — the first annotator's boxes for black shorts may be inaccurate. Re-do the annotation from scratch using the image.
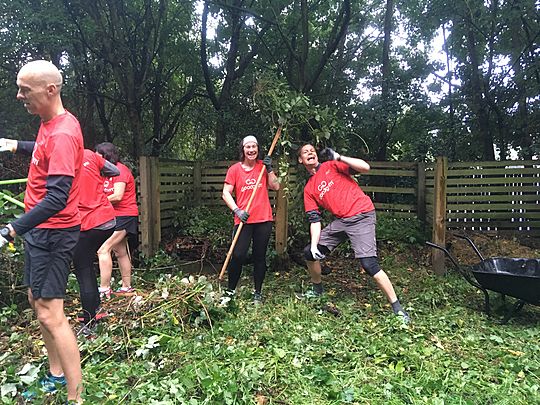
[115,216,138,236]
[23,226,80,299]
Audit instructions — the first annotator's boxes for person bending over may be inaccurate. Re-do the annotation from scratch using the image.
[73,149,119,336]
[297,143,409,323]
[95,142,139,298]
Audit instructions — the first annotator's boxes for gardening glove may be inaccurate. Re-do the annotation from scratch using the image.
[0,138,16,153]
[320,147,341,161]
[262,155,273,173]
[233,208,250,223]
[0,227,13,248]
[310,245,326,260]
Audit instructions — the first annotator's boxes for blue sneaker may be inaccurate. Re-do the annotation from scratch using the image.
[22,372,66,399]
[396,310,411,325]
[295,286,324,299]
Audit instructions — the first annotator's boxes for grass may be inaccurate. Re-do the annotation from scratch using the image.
[1,244,539,404]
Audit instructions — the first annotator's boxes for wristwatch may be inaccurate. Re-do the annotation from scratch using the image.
[0,226,13,242]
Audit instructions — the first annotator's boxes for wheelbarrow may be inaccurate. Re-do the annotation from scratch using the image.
[426,235,540,323]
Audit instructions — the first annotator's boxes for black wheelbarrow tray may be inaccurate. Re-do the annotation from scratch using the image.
[426,235,540,323]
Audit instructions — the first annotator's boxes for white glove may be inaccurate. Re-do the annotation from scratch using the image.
[310,245,326,260]
[0,235,9,249]
[0,138,16,152]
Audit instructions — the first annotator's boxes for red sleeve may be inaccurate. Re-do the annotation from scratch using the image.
[224,163,238,186]
[303,181,319,213]
[94,152,105,171]
[47,132,80,177]
[334,161,351,175]
[117,163,131,183]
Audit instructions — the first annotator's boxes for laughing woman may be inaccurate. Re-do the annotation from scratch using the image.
[222,136,280,304]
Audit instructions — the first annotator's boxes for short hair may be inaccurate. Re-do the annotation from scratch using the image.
[95,142,120,164]
[297,143,314,157]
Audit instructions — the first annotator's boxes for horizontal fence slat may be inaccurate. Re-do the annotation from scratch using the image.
[447,194,540,203]
[374,203,416,211]
[448,160,538,168]
[361,186,416,194]
[447,203,540,211]
[447,168,540,176]
[363,169,417,177]
[447,212,540,220]
[445,185,539,193]
[426,177,540,186]
[369,162,418,169]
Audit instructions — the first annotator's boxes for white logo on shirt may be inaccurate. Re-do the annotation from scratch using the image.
[241,178,262,192]
[317,180,334,200]
[104,179,114,194]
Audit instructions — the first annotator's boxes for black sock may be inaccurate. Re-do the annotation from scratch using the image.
[313,282,324,294]
[391,299,404,314]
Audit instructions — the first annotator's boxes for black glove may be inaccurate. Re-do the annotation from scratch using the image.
[320,147,341,161]
[233,208,250,223]
[262,155,273,173]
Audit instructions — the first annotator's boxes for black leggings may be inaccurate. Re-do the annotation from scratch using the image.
[228,221,272,293]
[73,228,114,324]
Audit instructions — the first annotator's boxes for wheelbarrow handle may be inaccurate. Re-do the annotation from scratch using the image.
[454,234,485,262]
[425,241,461,271]
[426,241,485,291]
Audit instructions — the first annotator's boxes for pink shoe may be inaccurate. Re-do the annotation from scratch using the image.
[99,287,112,300]
[114,286,136,296]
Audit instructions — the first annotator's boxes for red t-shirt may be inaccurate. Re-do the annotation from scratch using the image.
[224,161,273,225]
[303,161,374,218]
[79,150,116,231]
[103,162,138,217]
[24,111,84,228]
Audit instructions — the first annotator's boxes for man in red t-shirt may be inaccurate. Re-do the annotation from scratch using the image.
[297,143,409,323]
[0,60,84,402]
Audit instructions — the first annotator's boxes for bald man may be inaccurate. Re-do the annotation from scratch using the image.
[0,60,84,403]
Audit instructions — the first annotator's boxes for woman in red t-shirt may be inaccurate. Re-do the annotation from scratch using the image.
[95,142,139,298]
[73,149,118,334]
[222,136,280,303]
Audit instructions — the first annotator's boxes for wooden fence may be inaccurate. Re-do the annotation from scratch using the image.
[138,157,540,272]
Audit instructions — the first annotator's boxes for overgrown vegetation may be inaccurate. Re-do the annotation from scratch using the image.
[1,241,538,404]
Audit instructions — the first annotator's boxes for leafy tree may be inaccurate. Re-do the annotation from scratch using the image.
[64,0,199,157]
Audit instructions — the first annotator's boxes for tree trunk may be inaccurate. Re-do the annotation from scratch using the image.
[464,13,495,161]
[374,0,393,161]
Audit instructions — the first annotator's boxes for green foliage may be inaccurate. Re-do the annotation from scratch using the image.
[376,212,426,244]
[171,205,231,249]
[1,244,539,403]
[0,190,25,307]
[253,75,343,145]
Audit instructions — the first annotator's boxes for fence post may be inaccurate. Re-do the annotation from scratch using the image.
[274,162,289,269]
[417,162,426,229]
[193,161,202,206]
[432,156,447,275]
[139,156,161,257]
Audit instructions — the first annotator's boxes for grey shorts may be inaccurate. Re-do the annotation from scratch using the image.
[319,210,377,258]
[23,226,80,299]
